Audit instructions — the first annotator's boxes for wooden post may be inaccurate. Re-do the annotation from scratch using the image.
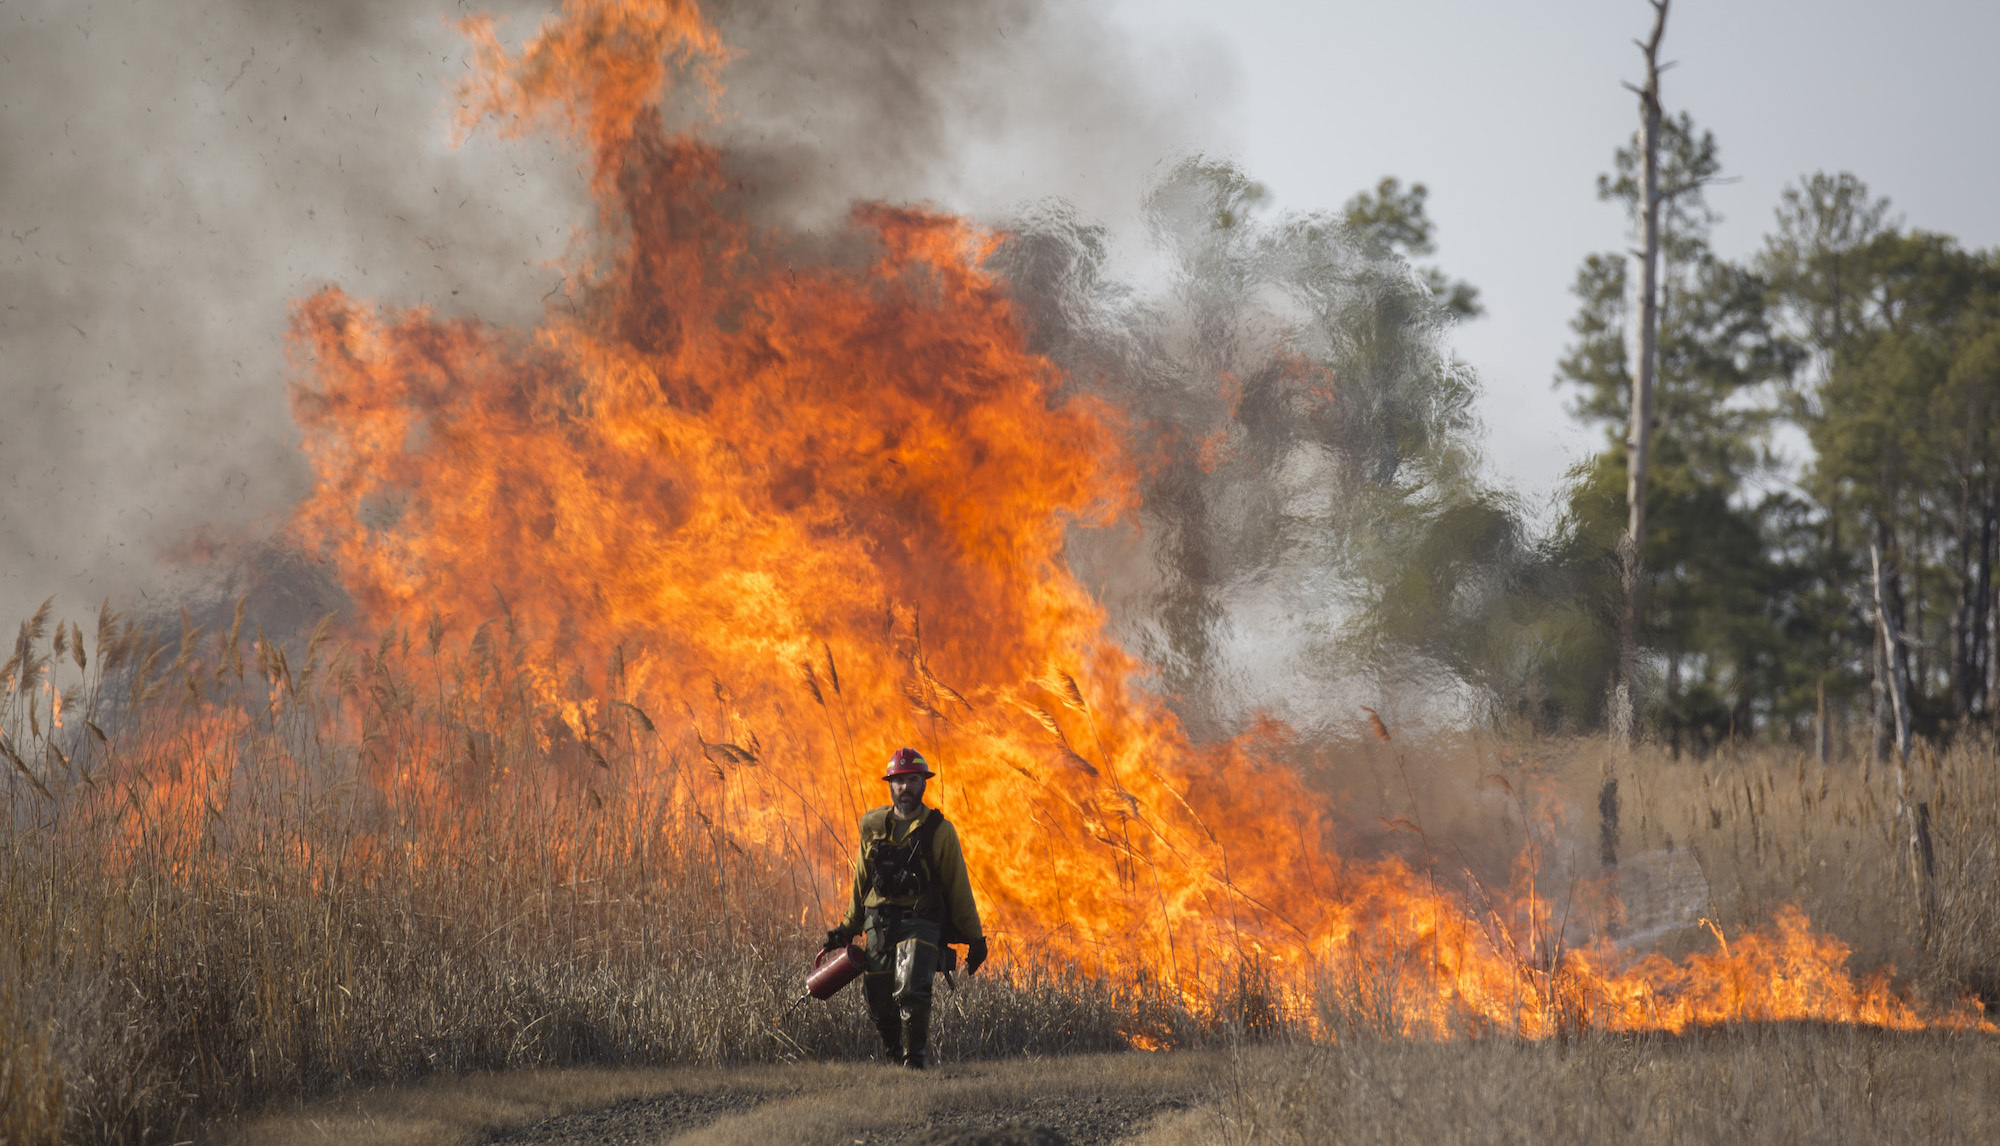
[1915,798,1938,947]
[1815,678,1830,766]
[1598,777,1621,872]
[1598,775,1622,935]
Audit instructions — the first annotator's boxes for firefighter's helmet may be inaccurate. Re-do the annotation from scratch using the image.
[883,747,933,780]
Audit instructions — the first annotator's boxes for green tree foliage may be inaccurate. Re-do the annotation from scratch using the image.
[1342,177,1485,320]
[1008,143,1998,750]
[1548,140,2000,752]
[1794,220,2000,739]
[1556,114,1806,751]
[1760,173,1892,392]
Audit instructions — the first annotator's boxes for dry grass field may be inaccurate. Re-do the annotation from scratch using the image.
[3,601,1997,1143]
[0,603,1194,1144]
[1144,1027,2000,1145]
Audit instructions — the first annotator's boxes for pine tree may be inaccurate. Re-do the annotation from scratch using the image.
[1556,115,1798,751]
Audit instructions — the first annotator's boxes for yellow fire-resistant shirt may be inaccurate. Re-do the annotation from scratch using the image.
[840,805,983,942]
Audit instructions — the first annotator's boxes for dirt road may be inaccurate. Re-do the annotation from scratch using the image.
[206,1027,2000,1144]
[216,1052,1225,1146]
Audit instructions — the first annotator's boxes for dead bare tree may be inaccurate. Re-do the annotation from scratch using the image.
[1871,539,1937,942]
[1597,1,1671,914]
[1611,0,1670,749]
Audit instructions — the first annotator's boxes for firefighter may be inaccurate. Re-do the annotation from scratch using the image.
[822,747,987,1069]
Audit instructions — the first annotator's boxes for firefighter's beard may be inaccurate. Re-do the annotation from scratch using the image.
[892,780,926,819]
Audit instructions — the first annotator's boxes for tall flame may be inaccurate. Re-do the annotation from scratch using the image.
[280,0,1988,1037]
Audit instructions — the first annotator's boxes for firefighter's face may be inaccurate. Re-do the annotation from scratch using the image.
[887,773,926,809]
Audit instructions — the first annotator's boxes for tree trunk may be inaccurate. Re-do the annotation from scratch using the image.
[1871,536,1912,762]
[1615,0,1670,748]
[1911,538,1927,700]
[1987,494,1999,722]
[1952,487,1973,723]
[1870,621,1889,770]
[1868,535,1935,938]
[1970,493,1994,723]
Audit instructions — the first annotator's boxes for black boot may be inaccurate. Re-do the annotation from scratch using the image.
[900,1006,930,1070]
[863,974,903,1064]
[876,1022,904,1065]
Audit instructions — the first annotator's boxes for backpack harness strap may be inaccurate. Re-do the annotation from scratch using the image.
[866,808,956,939]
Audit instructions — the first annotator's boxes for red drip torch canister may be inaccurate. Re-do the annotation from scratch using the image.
[806,944,866,999]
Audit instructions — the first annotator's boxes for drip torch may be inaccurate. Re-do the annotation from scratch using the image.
[779,940,960,1020]
[781,943,867,1016]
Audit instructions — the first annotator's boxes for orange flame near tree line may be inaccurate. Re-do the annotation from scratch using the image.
[278,0,1987,1037]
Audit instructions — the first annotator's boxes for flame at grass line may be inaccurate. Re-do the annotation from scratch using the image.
[268,0,1989,1038]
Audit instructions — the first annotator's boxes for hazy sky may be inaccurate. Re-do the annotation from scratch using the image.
[1106,0,2000,510]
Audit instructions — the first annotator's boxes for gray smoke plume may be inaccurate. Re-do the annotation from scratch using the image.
[998,160,1530,742]
[0,0,1230,629]
[0,0,581,628]
[686,0,1222,231]
[5,0,1567,742]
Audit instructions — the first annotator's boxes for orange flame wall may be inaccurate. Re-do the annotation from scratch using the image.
[281,0,1988,1037]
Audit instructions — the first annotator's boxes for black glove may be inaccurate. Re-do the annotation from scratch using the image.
[963,936,989,977]
[823,926,856,953]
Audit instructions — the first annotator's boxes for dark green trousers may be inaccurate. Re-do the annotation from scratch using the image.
[862,910,938,1066]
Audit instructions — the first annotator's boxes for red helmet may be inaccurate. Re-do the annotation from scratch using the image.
[883,747,934,780]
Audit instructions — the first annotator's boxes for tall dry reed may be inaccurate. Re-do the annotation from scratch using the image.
[4,599,1996,1143]
[0,602,1183,1143]
[1599,736,2000,1002]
